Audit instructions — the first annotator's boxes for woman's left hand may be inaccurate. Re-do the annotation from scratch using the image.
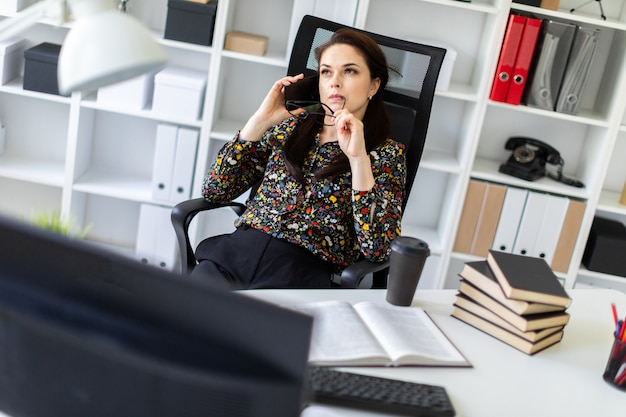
[332,109,368,160]
[333,109,375,191]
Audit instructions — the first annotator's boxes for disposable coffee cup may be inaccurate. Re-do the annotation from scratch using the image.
[386,236,430,306]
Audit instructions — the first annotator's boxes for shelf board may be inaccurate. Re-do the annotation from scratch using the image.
[73,170,153,203]
[221,50,289,68]
[0,155,65,187]
[427,0,500,14]
[0,78,71,104]
[512,4,626,31]
[436,83,480,102]
[596,189,626,215]
[471,157,590,199]
[420,148,462,173]
[211,118,245,140]
[158,38,215,54]
[487,100,610,127]
[577,266,626,286]
[399,223,442,255]
[80,97,204,128]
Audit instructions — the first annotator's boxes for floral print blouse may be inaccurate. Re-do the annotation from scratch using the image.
[202,118,407,270]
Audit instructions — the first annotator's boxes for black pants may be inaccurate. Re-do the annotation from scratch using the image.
[191,226,334,289]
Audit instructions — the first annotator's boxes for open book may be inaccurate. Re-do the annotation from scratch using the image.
[288,300,470,367]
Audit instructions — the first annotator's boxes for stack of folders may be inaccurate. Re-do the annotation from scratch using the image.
[453,179,586,273]
[490,12,599,115]
[452,250,572,355]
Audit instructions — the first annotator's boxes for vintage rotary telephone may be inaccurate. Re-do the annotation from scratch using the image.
[499,137,584,187]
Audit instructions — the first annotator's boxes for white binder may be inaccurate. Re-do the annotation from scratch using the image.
[136,203,178,271]
[531,193,570,265]
[151,123,178,202]
[153,204,178,270]
[512,191,549,256]
[135,203,160,265]
[491,187,528,253]
[170,127,199,203]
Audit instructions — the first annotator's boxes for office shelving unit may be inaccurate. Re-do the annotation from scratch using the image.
[0,0,625,291]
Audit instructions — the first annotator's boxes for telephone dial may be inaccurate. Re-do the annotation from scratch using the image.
[499,137,584,187]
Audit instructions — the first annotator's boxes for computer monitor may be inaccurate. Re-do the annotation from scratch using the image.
[0,214,313,417]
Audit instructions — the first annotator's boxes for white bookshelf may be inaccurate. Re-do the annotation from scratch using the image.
[0,0,625,290]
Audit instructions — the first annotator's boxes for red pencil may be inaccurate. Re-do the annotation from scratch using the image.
[613,303,619,326]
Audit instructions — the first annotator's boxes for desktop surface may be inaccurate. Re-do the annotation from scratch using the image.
[247,288,626,417]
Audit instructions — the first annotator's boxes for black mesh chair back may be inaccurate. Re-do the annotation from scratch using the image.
[287,15,446,208]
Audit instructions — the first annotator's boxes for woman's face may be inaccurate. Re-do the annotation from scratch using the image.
[318,43,380,121]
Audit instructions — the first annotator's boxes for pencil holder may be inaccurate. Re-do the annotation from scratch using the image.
[603,335,626,391]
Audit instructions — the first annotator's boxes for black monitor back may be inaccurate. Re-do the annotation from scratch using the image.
[0,215,312,417]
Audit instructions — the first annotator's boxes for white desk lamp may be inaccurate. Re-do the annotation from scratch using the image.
[0,0,167,95]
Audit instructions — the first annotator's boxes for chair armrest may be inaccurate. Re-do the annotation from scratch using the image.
[171,198,246,275]
[340,258,390,289]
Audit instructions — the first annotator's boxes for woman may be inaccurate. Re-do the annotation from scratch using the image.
[191,28,407,289]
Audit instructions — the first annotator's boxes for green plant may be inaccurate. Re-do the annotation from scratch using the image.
[29,209,91,239]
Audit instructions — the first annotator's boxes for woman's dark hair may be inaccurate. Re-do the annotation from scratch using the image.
[284,28,392,183]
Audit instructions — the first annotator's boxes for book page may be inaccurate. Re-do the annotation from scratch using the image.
[288,300,390,366]
[353,302,469,366]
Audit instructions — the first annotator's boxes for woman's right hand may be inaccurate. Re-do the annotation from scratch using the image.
[239,74,305,141]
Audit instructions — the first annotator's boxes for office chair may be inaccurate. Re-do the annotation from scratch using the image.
[171,15,445,288]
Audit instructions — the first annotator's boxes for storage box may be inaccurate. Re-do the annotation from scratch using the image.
[224,31,268,56]
[582,216,626,277]
[540,0,560,10]
[23,42,62,95]
[0,0,38,12]
[152,66,207,120]
[0,37,25,85]
[97,73,155,111]
[164,0,218,46]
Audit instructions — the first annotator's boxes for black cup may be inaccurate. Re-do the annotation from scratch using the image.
[386,236,430,306]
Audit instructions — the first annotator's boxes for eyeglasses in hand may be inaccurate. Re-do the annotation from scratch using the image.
[285,99,345,126]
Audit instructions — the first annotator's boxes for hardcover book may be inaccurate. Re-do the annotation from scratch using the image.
[455,289,568,334]
[487,250,571,308]
[452,305,565,355]
[459,260,565,315]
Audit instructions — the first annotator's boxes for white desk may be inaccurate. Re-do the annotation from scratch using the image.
[247,289,626,417]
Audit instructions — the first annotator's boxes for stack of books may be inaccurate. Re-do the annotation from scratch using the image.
[452,250,572,355]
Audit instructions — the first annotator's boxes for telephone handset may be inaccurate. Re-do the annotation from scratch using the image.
[499,136,584,187]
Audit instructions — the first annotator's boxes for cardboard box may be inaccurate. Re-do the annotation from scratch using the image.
[97,73,155,111]
[0,37,25,85]
[23,42,62,96]
[164,0,218,46]
[152,66,207,120]
[541,0,560,10]
[0,0,38,12]
[224,31,268,56]
[582,216,626,277]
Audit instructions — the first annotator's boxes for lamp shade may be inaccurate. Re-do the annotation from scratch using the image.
[58,0,167,95]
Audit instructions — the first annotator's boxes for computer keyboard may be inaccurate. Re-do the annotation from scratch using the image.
[306,366,456,417]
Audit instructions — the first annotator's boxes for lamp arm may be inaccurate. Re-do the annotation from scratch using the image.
[0,0,67,43]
